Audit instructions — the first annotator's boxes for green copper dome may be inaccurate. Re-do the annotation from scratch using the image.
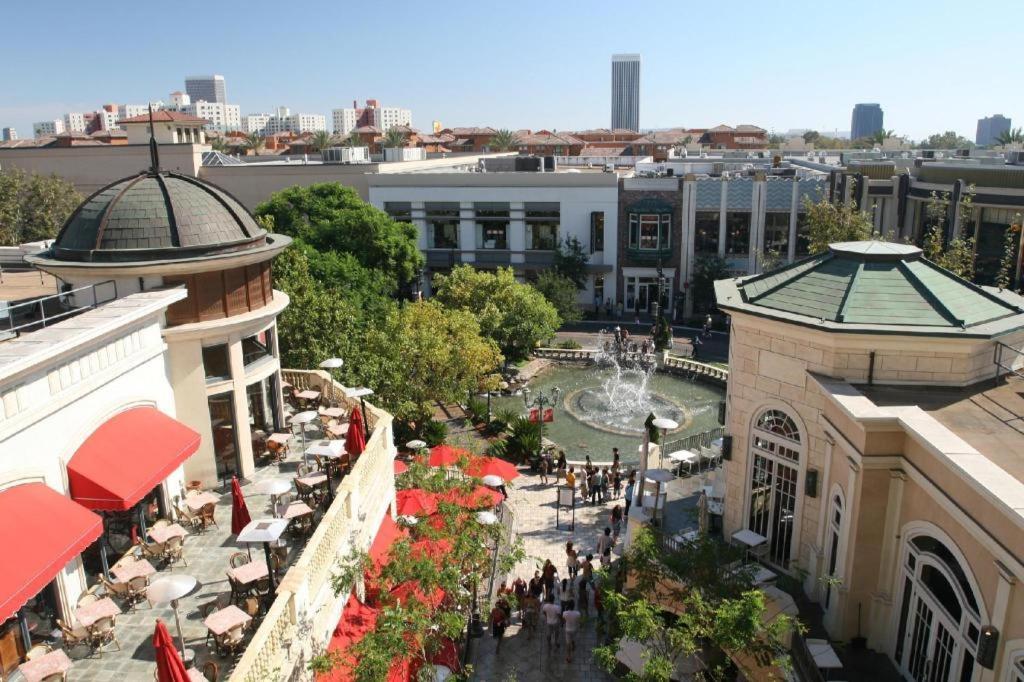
[51,171,267,263]
[715,241,1024,336]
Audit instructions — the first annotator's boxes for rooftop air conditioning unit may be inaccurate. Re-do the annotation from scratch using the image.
[1006,151,1024,166]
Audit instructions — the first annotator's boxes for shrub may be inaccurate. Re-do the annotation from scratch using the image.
[423,420,448,447]
[556,339,583,350]
[465,397,488,424]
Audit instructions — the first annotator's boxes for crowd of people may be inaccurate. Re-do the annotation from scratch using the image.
[538,448,637,518]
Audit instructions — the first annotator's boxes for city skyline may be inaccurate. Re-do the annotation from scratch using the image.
[2,0,1021,140]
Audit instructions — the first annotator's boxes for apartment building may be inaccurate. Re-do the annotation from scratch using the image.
[182,101,241,132]
[332,99,412,134]
[184,74,226,104]
[32,120,64,137]
[265,107,327,135]
[368,163,619,306]
[243,113,271,134]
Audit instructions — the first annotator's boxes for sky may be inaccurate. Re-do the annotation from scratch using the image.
[1,0,1020,141]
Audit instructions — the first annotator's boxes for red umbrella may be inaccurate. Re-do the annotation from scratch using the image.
[230,476,251,536]
[428,445,470,467]
[464,456,520,481]
[345,407,366,457]
[153,619,190,682]
[436,485,503,510]
[393,460,408,475]
[396,489,438,517]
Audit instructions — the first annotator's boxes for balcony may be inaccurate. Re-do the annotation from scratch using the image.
[424,249,462,268]
[625,246,673,263]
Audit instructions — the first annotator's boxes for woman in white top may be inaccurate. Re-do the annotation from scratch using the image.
[557,577,575,610]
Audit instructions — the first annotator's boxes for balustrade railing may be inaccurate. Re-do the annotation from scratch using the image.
[229,369,395,682]
[662,352,729,382]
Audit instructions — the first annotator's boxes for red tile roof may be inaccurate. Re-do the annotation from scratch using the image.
[117,110,208,125]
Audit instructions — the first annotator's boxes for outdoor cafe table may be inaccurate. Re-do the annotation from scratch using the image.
[326,422,349,438]
[75,596,121,627]
[186,668,206,682]
[17,649,72,682]
[227,559,269,588]
[184,490,220,512]
[111,557,156,583]
[148,523,188,544]
[731,529,768,561]
[279,500,314,521]
[296,472,328,488]
[203,604,253,636]
[666,449,699,476]
[319,406,345,418]
[267,433,291,445]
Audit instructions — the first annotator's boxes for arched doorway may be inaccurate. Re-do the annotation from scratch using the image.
[745,408,803,569]
[893,533,983,682]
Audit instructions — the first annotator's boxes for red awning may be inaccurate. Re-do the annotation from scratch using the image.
[0,483,103,623]
[68,407,201,511]
[320,593,411,682]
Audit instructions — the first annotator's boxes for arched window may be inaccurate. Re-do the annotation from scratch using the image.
[746,407,803,569]
[825,492,844,609]
[1011,653,1024,682]
[894,533,982,682]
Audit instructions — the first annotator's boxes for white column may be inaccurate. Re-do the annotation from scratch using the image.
[868,469,907,653]
[411,201,427,251]
[681,176,697,290]
[718,181,728,258]
[458,201,475,264]
[749,175,765,273]
[809,436,835,600]
[509,202,525,265]
[788,181,799,262]
[980,562,1016,682]
[229,337,255,478]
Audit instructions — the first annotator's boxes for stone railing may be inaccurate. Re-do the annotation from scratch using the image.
[662,352,729,384]
[229,370,396,682]
[532,347,597,362]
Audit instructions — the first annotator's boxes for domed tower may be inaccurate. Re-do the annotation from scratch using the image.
[28,154,292,487]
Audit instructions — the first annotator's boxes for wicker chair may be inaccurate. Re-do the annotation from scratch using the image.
[202,660,220,681]
[199,503,218,531]
[24,643,52,660]
[126,575,149,607]
[56,619,90,651]
[88,616,120,653]
[226,573,247,605]
[241,596,261,621]
[163,535,187,566]
[100,575,132,605]
[77,592,99,607]
[229,552,250,569]
[174,504,203,533]
[216,624,246,657]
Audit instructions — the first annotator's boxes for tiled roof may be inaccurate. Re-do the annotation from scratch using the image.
[517,132,583,146]
[352,125,382,134]
[445,127,497,136]
[719,242,1024,332]
[117,111,208,125]
[51,171,269,263]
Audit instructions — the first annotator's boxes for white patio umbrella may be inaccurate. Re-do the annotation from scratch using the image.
[651,417,679,467]
[475,510,498,525]
[481,474,504,488]
[254,478,293,515]
[148,574,197,658]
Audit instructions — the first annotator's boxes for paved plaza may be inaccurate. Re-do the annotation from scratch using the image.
[61,435,314,682]
[468,463,716,681]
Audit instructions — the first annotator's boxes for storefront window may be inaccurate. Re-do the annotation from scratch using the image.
[591,212,605,252]
[974,207,1022,285]
[426,203,459,249]
[694,211,720,254]
[628,214,671,250]
[242,330,274,368]
[383,202,412,222]
[247,378,275,434]
[725,212,750,255]
[764,212,790,256]
[525,203,559,250]
[475,203,509,249]
[202,344,231,382]
[208,393,239,482]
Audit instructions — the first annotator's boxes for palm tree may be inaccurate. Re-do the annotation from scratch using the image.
[382,128,408,148]
[243,132,265,156]
[995,127,1024,146]
[208,136,230,153]
[488,129,521,152]
[310,130,333,152]
[345,130,363,147]
[868,129,895,146]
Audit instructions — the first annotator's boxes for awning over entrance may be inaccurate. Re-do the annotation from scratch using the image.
[0,483,103,623]
[68,406,201,511]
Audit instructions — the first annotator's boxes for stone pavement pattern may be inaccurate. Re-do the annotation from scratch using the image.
[469,466,712,681]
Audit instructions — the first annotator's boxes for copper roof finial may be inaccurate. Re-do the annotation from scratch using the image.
[148,104,160,173]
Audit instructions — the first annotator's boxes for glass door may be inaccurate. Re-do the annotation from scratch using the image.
[903,591,959,682]
[208,393,240,485]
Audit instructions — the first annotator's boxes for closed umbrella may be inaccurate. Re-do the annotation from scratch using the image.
[345,406,366,457]
[152,619,190,682]
[697,490,710,536]
[230,476,251,536]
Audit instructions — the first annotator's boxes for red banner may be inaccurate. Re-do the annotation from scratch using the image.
[529,408,555,423]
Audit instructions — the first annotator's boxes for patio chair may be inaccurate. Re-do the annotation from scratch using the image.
[39,673,67,682]
[56,619,90,651]
[100,575,132,605]
[229,552,250,569]
[88,616,120,653]
[241,596,261,620]
[267,439,287,463]
[226,572,248,605]
[127,575,149,607]
[164,535,188,566]
[199,503,218,531]
[312,455,324,471]
[294,479,314,504]
[152,518,171,531]
[216,624,246,658]
[174,504,203,533]
[202,660,219,681]
[77,592,99,607]
[25,643,52,660]
[138,539,166,563]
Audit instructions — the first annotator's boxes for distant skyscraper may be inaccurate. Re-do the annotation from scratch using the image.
[850,103,884,140]
[976,114,1011,146]
[611,54,641,132]
[1,127,17,141]
[185,75,226,104]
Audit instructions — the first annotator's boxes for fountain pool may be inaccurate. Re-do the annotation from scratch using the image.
[492,364,724,464]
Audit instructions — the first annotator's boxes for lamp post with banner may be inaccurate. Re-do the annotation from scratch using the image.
[522,386,561,465]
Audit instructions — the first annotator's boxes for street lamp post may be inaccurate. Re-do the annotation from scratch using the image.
[522,386,561,464]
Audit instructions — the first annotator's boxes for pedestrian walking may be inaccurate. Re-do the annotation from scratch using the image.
[565,466,576,490]
[580,554,594,586]
[541,594,562,650]
[601,466,610,501]
[611,504,623,542]
[597,527,613,557]
[512,576,527,619]
[563,605,582,663]
[539,455,550,485]
[612,447,620,471]
[528,570,544,598]
[624,473,635,517]
[584,455,593,475]
[556,451,566,483]
[542,559,557,599]
[490,602,508,653]
[601,547,611,568]
[612,470,623,499]
[558,577,575,611]
[591,468,603,504]
[566,541,579,579]
[579,473,589,503]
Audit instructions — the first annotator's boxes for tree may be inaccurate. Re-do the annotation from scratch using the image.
[366,300,503,424]
[767,132,786,147]
[243,132,265,156]
[433,265,561,361]
[553,235,590,288]
[382,128,407,148]
[208,135,230,153]
[801,193,876,255]
[345,130,364,147]
[488,129,521,152]
[255,183,424,291]
[0,168,82,246]
[533,271,582,323]
[309,130,334,152]
[594,527,796,682]
[802,130,820,144]
[921,187,976,280]
[919,130,973,149]
[690,255,729,315]
[867,129,895,146]
[995,127,1024,146]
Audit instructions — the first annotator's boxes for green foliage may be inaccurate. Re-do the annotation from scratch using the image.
[533,271,582,323]
[255,182,424,290]
[243,132,264,155]
[465,396,488,423]
[996,223,1020,291]
[488,129,522,152]
[307,650,344,675]
[488,416,540,463]
[309,130,333,152]
[995,127,1024,146]
[345,130,363,147]
[802,130,820,144]
[422,420,448,446]
[919,131,973,149]
[490,407,520,434]
[554,235,590,288]
[433,265,560,361]
[865,129,896,146]
[652,315,671,351]
[802,193,877,255]
[555,338,582,350]
[690,254,729,313]
[382,128,407,148]
[0,168,83,246]
[924,226,976,280]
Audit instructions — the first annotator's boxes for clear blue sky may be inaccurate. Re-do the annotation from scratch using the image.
[2,0,1019,141]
